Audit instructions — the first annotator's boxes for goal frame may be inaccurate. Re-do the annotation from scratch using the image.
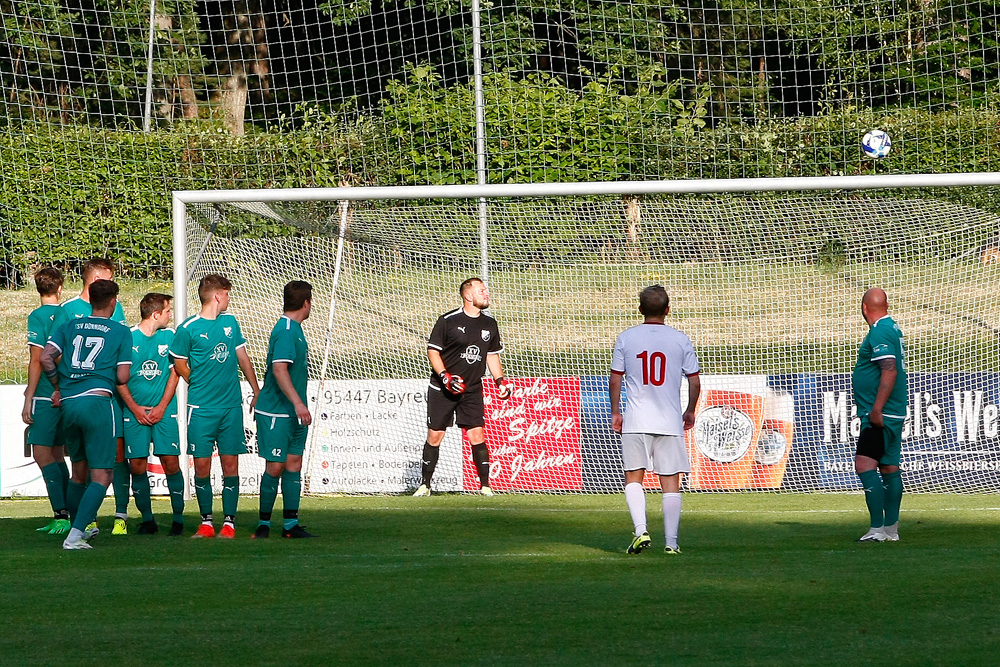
[171,171,1000,493]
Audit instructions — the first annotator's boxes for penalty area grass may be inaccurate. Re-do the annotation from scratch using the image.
[1,493,999,666]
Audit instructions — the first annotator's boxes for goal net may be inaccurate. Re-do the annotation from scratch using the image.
[175,176,1000,494]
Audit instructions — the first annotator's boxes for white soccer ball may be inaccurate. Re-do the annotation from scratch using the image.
[862,129,891,158]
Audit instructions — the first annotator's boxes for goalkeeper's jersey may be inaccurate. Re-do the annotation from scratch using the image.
[255,316,309,418]
[852,315,907,420]
[611,322,700,436]
[427,307,503,391]
[48,316,132,399]
[170,313,247,409]
[27,303,68,398]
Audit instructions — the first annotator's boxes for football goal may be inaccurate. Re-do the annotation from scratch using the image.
[173,174,1000,494]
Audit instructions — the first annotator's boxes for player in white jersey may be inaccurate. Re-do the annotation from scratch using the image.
[610,285,700,555]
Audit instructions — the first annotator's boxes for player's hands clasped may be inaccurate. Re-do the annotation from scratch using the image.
[439,371,466,395]
[495,376,511,400]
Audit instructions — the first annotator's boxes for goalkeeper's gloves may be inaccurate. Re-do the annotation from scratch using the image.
[439,371,466,395]
[495,376,511,400]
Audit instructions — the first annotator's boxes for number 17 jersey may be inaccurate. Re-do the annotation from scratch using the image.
[611,322,699,435]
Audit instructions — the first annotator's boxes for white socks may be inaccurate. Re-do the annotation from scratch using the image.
[662,493,682,549]
[625,482,647,535]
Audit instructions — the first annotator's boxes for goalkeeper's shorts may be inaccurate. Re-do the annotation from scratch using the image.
[426,383,485,430]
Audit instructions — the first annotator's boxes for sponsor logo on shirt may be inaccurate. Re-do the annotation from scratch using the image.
[460,344,482,364]
[138,359,162,380]
[211,342,230,363]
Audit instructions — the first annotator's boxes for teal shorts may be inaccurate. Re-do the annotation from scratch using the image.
[61,395,118,469]
[26,397,62,448]
[254,412,308,462]
[187,406,246,458]
[859,416,904,467]
[123,409,180,459]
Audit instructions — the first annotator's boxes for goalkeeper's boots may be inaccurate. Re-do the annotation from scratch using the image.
[62,536,93,550]
[192,523,216,539]
[412,484,431,497]
[882,523,900,542]
[137,520,158,535]
[168,521,185,537]
[218,524,236,539]
[857,527,888,542]
[664,545,682,555]
[84,522,100,539]
[480,486,495,497]
[112,517,128,536]
[37,519,58,533]
[251,524,270,539]
[48,518,71,535]
[282,524,316,539]
[627,532,652,554]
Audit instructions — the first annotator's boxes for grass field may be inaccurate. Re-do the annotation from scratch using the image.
[3,493,999,666]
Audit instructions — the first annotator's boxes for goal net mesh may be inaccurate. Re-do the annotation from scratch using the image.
[184,188,1000,494]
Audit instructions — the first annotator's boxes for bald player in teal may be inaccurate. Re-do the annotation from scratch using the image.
[61,257,131,534]
[41,279,132,550]
[252,281,315,539]
[853,287,908,543]
[171,274,260,539]
[23,267,70,534]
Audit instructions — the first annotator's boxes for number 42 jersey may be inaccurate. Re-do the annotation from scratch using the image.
[611,322,700,436]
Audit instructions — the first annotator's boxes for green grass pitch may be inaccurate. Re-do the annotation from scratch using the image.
[3,493,999,666]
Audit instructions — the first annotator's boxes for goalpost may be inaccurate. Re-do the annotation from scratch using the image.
[173,173,1000,495]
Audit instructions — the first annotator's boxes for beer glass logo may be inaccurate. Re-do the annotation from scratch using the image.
[694,405,755,462]
[755,428,788,465]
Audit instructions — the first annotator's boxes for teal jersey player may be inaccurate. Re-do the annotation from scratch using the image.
[62,295,128,327]
[170,313,247,409]
[126,326,177,411]
[48,316,133,399]
[852,315,907,421]
[27,304,68,398]
[255,316,309,417]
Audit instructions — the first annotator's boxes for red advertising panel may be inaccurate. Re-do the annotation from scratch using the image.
[463,377,583,491]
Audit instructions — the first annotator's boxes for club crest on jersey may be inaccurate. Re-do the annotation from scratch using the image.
[481,330,490,342]
[460,345,482,364]
[211,342,230,363]
[158,344,169,357]
[223,326,233,338]
[138,359,162,380]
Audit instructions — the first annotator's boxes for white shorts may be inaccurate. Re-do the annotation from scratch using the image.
[621,433,690,476]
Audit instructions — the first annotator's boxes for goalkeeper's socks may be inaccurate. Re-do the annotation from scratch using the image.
[194,476,213,515]
[662,493,682,549]
[113,460,130,514]
[421,442,440,487]
[259,472,280,518]
[881,470,903,526]
[858,469,886,528]
[624,482,647,536]
[471,442,491,487]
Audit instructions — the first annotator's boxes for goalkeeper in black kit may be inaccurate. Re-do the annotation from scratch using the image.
[414,277,511,496]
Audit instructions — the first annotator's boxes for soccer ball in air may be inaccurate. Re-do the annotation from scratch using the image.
[861,130,891,159]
